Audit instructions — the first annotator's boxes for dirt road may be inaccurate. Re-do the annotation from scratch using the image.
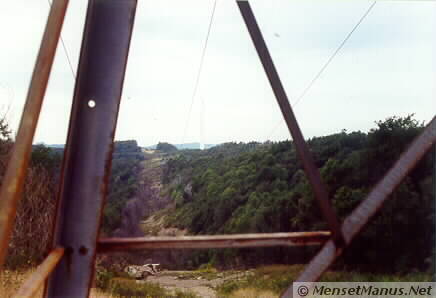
[140,270,254,298]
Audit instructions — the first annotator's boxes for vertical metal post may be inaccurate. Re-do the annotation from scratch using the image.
[236,0,344,245]
[0,0,69,270]
[433,143,436,281]
[45,0,137,297]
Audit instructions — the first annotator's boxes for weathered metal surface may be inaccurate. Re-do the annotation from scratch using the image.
[44,0,137,297]
[237,1,344,246]
[0,0,69,270]
[282,116,436,297]
[13,247,64,298]
[98,232,331,252]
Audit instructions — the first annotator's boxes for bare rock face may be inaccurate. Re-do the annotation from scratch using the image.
[183,183,193,201]
[113,197,146,237]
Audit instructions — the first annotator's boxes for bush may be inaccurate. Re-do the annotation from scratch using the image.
[0,116,60,269]
[108,278,167,297]
[95,267,115,290]
[5,152,59,269]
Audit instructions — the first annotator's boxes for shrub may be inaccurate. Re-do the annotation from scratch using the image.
[108,278,167,297]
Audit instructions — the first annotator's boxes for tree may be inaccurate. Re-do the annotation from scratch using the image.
[162,115,433,270]
[0,115,12,176]
[156,142,178,153]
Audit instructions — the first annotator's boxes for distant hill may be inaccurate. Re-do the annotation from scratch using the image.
[47,142,217,151]
[145,142,217,150]
[156,142,178,153]
[46,140,143,158]
[46,144,65,149]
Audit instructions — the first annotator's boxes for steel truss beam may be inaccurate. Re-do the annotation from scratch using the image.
[98,232,331,252]
[237,0,344,246]
[45,1,137,297]
[0,0,69,270]
[0,2,433,298]
[282,116,436,297]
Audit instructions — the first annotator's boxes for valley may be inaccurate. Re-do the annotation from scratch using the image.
[0,115,433,297]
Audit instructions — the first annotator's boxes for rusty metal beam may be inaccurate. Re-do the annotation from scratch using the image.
[13,247,64,298]
[44,1,137,297]
[236,0,344,246]
[0,0,69,270]
[282,116,436,297]
[98,231,331,252]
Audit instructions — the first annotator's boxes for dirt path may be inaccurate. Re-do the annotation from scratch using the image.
[140,270,254,298]
[146,275,217,297]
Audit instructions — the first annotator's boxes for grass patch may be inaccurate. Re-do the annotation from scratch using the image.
[0,268,44,298]
[95,269,199,298]
[108,277,167,297]
[216,265,433,297]
[173,289,200,298]
[168,270,222,281]
[227,288,277,298]
[169,264,240,281]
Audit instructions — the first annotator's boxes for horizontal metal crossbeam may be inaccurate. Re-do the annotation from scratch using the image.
[97,231,331,252]
[1,2,433,298]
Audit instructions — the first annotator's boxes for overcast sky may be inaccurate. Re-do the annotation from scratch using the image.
[1,1,435,147]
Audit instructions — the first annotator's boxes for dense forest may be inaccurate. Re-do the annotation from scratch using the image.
[0,121,144,267]
[0,114,434,276]
[162,115,434,273]
[102,140,144,234]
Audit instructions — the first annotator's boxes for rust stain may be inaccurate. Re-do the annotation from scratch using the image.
[0,0,69,271]
[97,232,331,253]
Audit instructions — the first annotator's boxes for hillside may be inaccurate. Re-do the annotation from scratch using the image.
[1,114,434,297]
[145,142,217,150]
[160,115,434,272]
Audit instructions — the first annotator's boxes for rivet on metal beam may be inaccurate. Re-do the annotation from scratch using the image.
[44,1,137,297]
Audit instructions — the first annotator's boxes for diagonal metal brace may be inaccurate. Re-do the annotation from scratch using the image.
[282,116,436,297]
[237,0,344,246]
[0,0,69,271]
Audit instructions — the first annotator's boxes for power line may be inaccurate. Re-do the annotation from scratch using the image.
[266,1,376,141]
[292,1,376,107]
[59,37,76,79]
[181,0,217,144]
[47,0,76,80]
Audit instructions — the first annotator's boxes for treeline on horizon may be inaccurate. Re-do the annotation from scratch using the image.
[162,115,434,273]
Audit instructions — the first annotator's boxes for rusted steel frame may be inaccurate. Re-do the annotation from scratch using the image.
[13,247,64,298]
[44,1,137,297]
[282,116,436,297]
[236,1,344,245]
[98,231,331,252]
[0,0,69,270]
